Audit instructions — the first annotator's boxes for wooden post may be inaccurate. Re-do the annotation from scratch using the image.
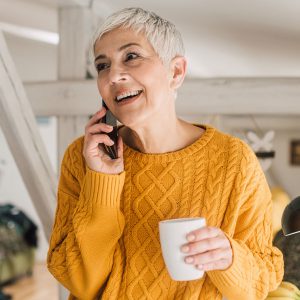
[57,6,94,300]
[0,31,57,239]
[57,6,94,166]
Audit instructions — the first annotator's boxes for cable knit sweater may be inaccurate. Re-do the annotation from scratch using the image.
[47,125,283,300]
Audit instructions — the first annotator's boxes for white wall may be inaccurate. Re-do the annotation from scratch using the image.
[0,0,57,32]
[4,33,57,82]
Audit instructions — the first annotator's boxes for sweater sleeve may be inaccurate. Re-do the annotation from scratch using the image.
[207,142,284,300]
[47,142,125,299]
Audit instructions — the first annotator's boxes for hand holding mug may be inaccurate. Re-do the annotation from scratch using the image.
[181,226,233,272]
[159,218,206,281]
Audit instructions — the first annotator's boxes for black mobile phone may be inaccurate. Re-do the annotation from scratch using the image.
[100,100,118,159]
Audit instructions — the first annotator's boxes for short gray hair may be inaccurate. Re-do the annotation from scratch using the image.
[93,7,185,65]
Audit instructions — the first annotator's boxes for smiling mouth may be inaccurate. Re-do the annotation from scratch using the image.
[115,90,143,103]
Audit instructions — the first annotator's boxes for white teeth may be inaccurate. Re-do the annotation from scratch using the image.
[116,90,141,101]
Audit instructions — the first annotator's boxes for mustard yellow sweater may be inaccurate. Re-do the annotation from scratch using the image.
[47,125,283,300]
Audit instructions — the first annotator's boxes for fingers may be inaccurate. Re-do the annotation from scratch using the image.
[117,135,123,158]
[85,107,107,130]
[195,259,230,271]
[186,226,222,242]
[83,108,124,173]
[83,108,124,161]
[86,122,113,135]
[181,236,228,255]
[181,226,233,271]
[184,247,232,267]
[85,133,115,149]
[84,108,114,151]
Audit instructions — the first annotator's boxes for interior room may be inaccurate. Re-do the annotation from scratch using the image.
[0,0,300,299]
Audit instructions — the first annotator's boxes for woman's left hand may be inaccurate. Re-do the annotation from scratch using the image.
[180,226,233,271]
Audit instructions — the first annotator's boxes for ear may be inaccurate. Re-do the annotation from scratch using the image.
[169,56,187,90]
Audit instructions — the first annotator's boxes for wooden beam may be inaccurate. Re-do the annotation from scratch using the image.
[181,115,300,130]
[57,7,92,166]
[0,21,59,45]
[58,0,90,7]
[178,78,300,115]
[34,0,90,7]
[57,115,87,145]
[222,115,300,131]
[58,7,93,79]
[24,77,300,116]
[26,80,99,116]
[0,31,57,240]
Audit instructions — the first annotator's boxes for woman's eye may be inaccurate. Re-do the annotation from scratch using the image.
[126,52,139,61]
[96,63,109,72]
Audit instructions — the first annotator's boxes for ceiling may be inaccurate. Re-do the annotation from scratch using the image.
[1,0,300,77]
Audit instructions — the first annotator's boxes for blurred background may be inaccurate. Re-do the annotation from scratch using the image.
[0,0,300,299]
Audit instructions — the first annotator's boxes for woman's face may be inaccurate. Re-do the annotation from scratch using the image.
[94,27,176,127]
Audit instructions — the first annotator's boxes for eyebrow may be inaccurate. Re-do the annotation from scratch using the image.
[94,42,141,62]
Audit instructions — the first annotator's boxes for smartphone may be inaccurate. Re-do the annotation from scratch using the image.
[99,100,118,159]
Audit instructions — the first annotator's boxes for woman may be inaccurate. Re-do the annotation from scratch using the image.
[47,7,284,300]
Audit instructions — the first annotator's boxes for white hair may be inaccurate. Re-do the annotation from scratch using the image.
[93,7,185,65]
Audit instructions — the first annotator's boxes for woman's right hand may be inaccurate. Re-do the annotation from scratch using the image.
[83,107,124,174]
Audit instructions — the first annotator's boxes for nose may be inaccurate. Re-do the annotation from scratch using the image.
[108,64,128,85]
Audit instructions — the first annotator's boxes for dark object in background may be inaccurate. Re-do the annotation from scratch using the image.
[0,204,38,248]
[274,230,300,288]
[0,204,37,287]
[0,291,11,300]
[282,196,300,236]
[290,140,300,165]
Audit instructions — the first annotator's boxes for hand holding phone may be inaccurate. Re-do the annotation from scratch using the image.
[82,105,124,174]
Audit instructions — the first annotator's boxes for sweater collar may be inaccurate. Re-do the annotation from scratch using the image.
[121,124,216,163]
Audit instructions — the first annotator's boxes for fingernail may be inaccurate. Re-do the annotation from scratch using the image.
[109,140,114,145]
[187,234,195,242]
[181,246,189,253]
[185,257,194,264]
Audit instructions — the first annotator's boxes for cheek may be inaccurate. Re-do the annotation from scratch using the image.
[147,71,170,98]
[140,65,169,92]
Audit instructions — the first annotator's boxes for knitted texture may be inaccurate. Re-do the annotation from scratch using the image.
[47,125,283,300]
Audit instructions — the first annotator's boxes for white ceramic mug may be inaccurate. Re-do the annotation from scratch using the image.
[159,217,206,281]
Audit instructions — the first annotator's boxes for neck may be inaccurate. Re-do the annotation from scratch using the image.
[120,114,204,154]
